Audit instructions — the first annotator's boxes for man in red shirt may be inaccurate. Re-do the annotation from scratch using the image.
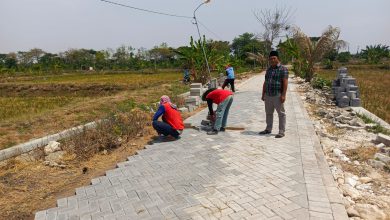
[202,88,234,135]
[152,95,184,140]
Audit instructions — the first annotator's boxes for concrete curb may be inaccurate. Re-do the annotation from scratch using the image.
[292,81,349,220]
[352,107,390,130]
[0,122,97,162]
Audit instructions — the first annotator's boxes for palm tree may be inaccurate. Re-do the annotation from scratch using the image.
[289,25,347,81]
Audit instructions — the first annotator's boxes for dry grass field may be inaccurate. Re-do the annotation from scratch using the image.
[0,71,189,149]
[317,66,390,123]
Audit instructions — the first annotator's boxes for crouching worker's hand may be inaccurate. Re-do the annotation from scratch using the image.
[210,114,216,122]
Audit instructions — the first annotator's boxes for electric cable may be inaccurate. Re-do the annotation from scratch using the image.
[100,0,193,19]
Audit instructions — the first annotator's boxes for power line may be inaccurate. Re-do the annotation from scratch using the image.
[100,0,193,19]
[100,0,225,42]
[197,20,223,41]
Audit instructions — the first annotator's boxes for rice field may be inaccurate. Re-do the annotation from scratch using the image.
[0,71,189,149]
[316,67,390,123]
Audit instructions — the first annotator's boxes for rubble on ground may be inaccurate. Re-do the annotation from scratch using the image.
[295,76,390,220]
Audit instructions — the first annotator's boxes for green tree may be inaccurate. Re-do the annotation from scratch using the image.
[361,44,389,64]
[5,53,17,70]
[231,33,264,61]
[149,43,176,68]
[286,25,347,81]
[337,51,351,63]
[175,36,226,84]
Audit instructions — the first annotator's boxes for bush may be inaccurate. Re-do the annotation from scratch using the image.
[63,109,150,160]
[337,52,351,63]
[311,77,331,89]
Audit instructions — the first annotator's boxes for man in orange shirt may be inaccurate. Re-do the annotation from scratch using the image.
[202,88,234,135]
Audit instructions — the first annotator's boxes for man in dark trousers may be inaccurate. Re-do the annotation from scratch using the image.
[152,95,184,140]
[259,50,289,138]
[202,88,234,135]
[222,64,235,92]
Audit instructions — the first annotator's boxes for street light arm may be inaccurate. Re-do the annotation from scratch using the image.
[193,2,206,19]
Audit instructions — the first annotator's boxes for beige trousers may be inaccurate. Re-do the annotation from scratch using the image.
[265,95,286,134]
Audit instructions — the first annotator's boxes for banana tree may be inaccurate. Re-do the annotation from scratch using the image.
[175,36,226,84]
[284,25,347,81]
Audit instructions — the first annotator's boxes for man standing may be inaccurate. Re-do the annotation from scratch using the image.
[259,51,288,138]
[222,64,235,92]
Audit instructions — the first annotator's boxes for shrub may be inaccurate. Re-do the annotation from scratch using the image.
[311,77,331,89]
[63,109,150,160]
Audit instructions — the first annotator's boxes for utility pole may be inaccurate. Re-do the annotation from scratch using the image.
[193,0,211,80]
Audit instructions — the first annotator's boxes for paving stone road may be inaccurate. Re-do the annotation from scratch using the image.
[35,73,348,220]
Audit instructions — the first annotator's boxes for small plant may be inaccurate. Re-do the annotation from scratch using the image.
[357,113,390,135]
[369,124,390,135]
[384,165,390,173]
[357,113,375,124]
[311,77,331,89]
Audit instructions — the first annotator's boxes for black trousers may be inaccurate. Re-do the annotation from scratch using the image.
[152,121,180,138]
[222,79,235,92]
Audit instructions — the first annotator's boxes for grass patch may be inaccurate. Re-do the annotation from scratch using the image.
[344,146,378,162]
[0,96,81,121]
[357,113,390,135]
[369,124,390,135]
[0,71,181,85]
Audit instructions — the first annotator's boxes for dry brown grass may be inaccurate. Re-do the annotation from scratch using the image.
[344,146,378,162]
[64,109,149,160]
[317,67,390,123]
[0,72,189,150]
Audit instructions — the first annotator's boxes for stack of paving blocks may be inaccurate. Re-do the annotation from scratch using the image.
[183,83,204,112]
[332,67,361,107]
[209,78,218,89]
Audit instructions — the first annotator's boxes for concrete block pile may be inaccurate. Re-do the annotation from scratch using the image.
[332,67,361,108]
[209,78,218,89]
[180,83,205,113]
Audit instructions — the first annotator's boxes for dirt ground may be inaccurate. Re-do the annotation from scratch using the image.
[0,106,204,220]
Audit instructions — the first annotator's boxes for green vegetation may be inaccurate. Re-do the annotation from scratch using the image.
[311,77,332,89]
[279,26,347,81]
[360,44,390,64]
[357,113,390,135]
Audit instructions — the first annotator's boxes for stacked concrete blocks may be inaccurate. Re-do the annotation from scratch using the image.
[209,78,218,89]
[183,83,204,112]
[332,67,361,107]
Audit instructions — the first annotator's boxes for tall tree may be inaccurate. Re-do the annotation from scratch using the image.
[231,32,264,60]
[286,25,347,81]
[254,6,293,55]
[361,44,389,64]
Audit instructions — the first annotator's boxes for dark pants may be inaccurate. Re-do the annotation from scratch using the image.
[222,79,235,92]
[152,121,180,138]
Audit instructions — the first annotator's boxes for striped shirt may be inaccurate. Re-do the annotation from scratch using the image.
[265,64,289,96]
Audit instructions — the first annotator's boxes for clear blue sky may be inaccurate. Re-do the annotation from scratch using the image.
[1,0,389,53]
